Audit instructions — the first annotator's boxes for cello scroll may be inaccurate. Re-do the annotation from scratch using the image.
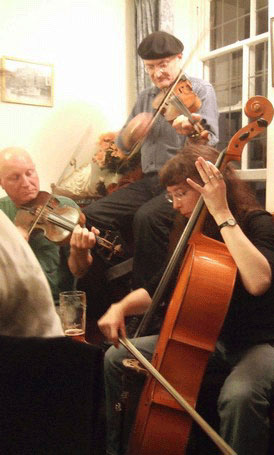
[225,95,273,164]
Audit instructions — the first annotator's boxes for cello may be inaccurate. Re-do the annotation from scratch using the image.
[119,96,273,455]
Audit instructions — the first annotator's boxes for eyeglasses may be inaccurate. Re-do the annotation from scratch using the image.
[144,56,178,75]
[165,191,185,203]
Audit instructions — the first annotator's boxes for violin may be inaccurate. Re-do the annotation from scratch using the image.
[153,75,210,139]
[152,74,202,120]
[14,191,123,259]
[119,72,208,171]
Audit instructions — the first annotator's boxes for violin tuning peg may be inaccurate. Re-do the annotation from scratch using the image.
[113,235,119,245]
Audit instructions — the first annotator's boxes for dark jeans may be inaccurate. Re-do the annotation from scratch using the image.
[188,342,274,455]
[83,174,175,294]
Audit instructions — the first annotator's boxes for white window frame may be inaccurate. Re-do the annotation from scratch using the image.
[197,0,274,211]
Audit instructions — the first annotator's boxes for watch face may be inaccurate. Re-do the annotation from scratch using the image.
[219,218,237,230]
[227,218,236,226]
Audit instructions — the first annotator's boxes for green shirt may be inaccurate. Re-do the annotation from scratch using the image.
[0,195,79,303]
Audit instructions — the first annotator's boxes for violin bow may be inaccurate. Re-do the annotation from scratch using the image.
[26,192,54,236]
[55,125,93,187]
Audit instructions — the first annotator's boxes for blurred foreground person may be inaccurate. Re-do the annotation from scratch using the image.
[0,209,64,337]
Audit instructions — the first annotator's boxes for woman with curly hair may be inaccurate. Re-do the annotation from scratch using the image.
[99,143,274,455]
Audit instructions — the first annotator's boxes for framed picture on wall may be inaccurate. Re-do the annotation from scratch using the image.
[1,56,54,107]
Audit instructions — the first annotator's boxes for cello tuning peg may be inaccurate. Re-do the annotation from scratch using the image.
[257,118,268,128]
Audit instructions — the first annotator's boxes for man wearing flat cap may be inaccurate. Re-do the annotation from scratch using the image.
[138,30,184,59]
[83,30,219,304]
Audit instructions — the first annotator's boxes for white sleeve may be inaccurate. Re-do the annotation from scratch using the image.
[0,210,64,337]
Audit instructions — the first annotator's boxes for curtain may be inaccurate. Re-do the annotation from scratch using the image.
[135,0,174,93]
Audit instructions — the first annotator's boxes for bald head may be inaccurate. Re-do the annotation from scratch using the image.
[0,147,39,206]
[0,147,33,176]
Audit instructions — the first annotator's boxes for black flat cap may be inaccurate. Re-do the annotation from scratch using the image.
[138,31,184,60]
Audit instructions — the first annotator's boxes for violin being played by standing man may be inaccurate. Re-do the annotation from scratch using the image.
[83,31,219,304]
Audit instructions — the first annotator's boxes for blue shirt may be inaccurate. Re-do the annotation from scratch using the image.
[117,76,219,174]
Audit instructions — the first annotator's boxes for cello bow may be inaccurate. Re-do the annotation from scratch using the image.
[119,336,236,455]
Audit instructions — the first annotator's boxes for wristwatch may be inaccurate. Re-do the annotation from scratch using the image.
[218,218,237,230]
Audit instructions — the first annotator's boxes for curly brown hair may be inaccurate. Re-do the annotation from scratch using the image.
[159,144,262,233]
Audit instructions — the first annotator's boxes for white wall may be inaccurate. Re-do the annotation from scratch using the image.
[0,0,135,193]
[173,0,204,77]
[1,0,273,210]
[0,0,205,197]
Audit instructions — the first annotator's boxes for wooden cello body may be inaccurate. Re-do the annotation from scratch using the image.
[128,235,236,455]
[126,96,274,455]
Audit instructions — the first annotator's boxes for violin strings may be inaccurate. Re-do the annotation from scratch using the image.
[27,193,55,236]
[22,204,118,253]
[41,207,118,251]
[33,206,76,231]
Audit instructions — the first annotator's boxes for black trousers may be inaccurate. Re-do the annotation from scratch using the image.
[83,174,175,295]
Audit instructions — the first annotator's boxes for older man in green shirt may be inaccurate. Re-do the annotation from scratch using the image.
[0,147,96,304]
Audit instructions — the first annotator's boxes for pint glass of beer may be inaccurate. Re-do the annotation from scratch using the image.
[59,291,86,342]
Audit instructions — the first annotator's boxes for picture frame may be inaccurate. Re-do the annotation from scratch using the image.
[271,17,274,87]
[1,56,54,107]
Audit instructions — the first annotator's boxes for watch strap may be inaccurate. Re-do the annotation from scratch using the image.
[218,218,237,230]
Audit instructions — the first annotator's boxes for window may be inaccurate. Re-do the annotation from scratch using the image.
[202,0,269,206]
[210,0,251,50]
